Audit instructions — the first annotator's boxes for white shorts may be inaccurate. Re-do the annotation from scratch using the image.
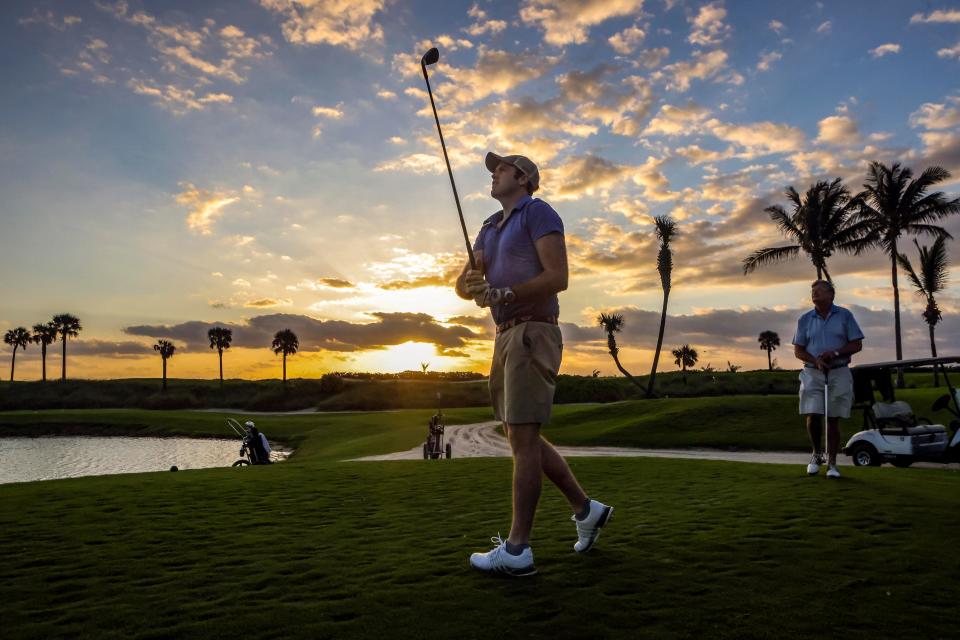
[799,366,854,418]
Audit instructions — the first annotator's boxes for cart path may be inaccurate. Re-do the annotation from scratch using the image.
[351,421,827,465]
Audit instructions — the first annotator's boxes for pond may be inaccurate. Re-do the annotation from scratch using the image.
[0,436,279,485]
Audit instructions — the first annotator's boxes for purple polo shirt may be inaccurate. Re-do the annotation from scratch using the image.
[473,195,564,325]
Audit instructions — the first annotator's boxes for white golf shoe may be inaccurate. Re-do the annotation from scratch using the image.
[469,535,537,577]
[806,454,824,476]
[572,499,613,553]
[826,465,841,479]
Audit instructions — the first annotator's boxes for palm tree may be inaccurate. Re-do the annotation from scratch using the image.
[597,312,643,391]
[50,314,82,381]
[421,362,430,374]
[271,329,299,383]
[647,215,677,398]
[31,322,58,382]
[207,327,233,387]
[897,236,949,385]
[153,340,176,391]
[856,162,960,387]
[4,327,31,382]
[758,331,781,371]
[743,179,871,281]
[671,344,698,384]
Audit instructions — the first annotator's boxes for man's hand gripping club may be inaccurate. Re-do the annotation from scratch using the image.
[463,268,514,308]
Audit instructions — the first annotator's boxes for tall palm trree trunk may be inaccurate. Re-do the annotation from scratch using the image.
[218,349,223,388]
[891,246,905,388]
[162,358,167,391]
[41,343,46,382]
[647,289,670,397]
[929,323,939,386]
[62,336,67,381]
[767,348,772,371]
[9,346,16,382]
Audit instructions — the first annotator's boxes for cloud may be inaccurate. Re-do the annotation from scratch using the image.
[18,9,81,31]
[377,89,397,99]
[938,42,960,60]
[909,97,960,130]
[704,118,806,156]
[124,312,479,356]
[465,4,508,36]
[910,9,960,24]
[768,19,785,34]
[756,50,782,72]
[440,47,554,105]
[375,153,445,175]
[313,105,344,118]
[662,49,732,92]
[687,2,731,47]
[258,0,385,49]
[65,339,153,356]
[635,47,670,69]
[174,183,240,234]
[815,115,860,146]
[642,102,711,136]
[816,20,832,34]
[609,25,646,54]
[519,0,646,46]
[244,298,293,308]
[674,144,735,165]
[869,43,900,58]
[540,154,631,201]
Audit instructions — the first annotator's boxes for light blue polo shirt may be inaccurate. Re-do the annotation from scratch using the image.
[473,195,564,325]
[791,304,864,366]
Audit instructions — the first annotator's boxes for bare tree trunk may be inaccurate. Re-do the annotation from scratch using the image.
[9,346,16,382]
[821,263,832,283]
[218,349,223,388]
[929,323,939,386]
[767,348,772,371]
[283,353,287,383]
[41,343,46,382]
[647,288,670,398]
[891,248,904,388]
[606,334,644,392]
[61,336,67,381]
[162,358,167,391]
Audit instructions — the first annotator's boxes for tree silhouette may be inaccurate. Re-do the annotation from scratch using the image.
[421,362,430,374]
[153,340,176,391]
[671,344,699,384]
[597,312,643,391]
[31,322,58,382]
[4,327,31,382]
[743,179,871,281]
[271,329,299,384]
[856,162,960,388]
[51,314,82,381]
[648,215,677,398]
[897,236,950,385]
[758,330,781,372]
[207,327,233,388]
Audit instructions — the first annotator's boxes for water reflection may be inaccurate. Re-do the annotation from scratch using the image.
[0,436,283,485]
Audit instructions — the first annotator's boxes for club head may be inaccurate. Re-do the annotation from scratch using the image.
[421,47,439,67]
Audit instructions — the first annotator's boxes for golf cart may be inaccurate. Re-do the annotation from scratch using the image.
[843,357,960,467]
[423,410,452,460]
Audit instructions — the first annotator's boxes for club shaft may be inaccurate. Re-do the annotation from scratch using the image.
[422,65,477,271]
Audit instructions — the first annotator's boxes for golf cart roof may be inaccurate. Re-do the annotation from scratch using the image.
[853,356,960,371]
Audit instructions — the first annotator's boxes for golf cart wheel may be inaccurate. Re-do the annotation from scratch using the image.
[445,443,452,459]
[422,444,428,460]
[232,459,249,467]
[891,457,914,468]
[850,443,880,467]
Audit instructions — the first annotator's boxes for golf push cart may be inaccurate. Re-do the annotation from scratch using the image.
[423,409,452,460]
[843,357,960,467]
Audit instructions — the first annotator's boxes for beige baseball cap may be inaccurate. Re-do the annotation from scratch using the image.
[485,152,540,192]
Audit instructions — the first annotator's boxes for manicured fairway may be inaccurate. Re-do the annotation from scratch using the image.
[1,403,958,639]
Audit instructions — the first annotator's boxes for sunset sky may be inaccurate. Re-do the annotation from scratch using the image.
[2,0,959,380]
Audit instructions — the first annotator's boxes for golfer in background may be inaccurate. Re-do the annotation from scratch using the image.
[455,152,612,577]
[792,280,864,479]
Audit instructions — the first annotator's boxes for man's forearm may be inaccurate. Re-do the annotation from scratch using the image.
[511,269,567,304]
[794,347,816,366]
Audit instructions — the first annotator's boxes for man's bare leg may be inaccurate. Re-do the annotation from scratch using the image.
[539,436,588,512]
[826,417,840,466]
[505,422,542,546]
[806,415,822,456]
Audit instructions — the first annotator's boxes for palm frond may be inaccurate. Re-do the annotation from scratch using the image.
[743,245,800,274]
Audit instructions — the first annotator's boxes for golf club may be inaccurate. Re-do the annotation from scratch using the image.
[420,46,477,271]
[823,368,829,466]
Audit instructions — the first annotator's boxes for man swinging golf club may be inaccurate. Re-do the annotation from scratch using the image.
[454,152,613,577]
[792,280,864,479]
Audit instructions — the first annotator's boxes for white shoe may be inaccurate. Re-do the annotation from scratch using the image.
[826,465,841,479]
[469,534,536,577]
[807,454,823,476]
[572,499,613,553]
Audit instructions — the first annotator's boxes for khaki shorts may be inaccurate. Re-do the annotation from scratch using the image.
[799,366,854,418]
[489,322,563,425]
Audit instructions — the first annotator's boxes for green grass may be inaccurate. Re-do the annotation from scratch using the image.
[2,401,959,638]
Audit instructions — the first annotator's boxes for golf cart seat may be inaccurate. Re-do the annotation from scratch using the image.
[871,401,947,436]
